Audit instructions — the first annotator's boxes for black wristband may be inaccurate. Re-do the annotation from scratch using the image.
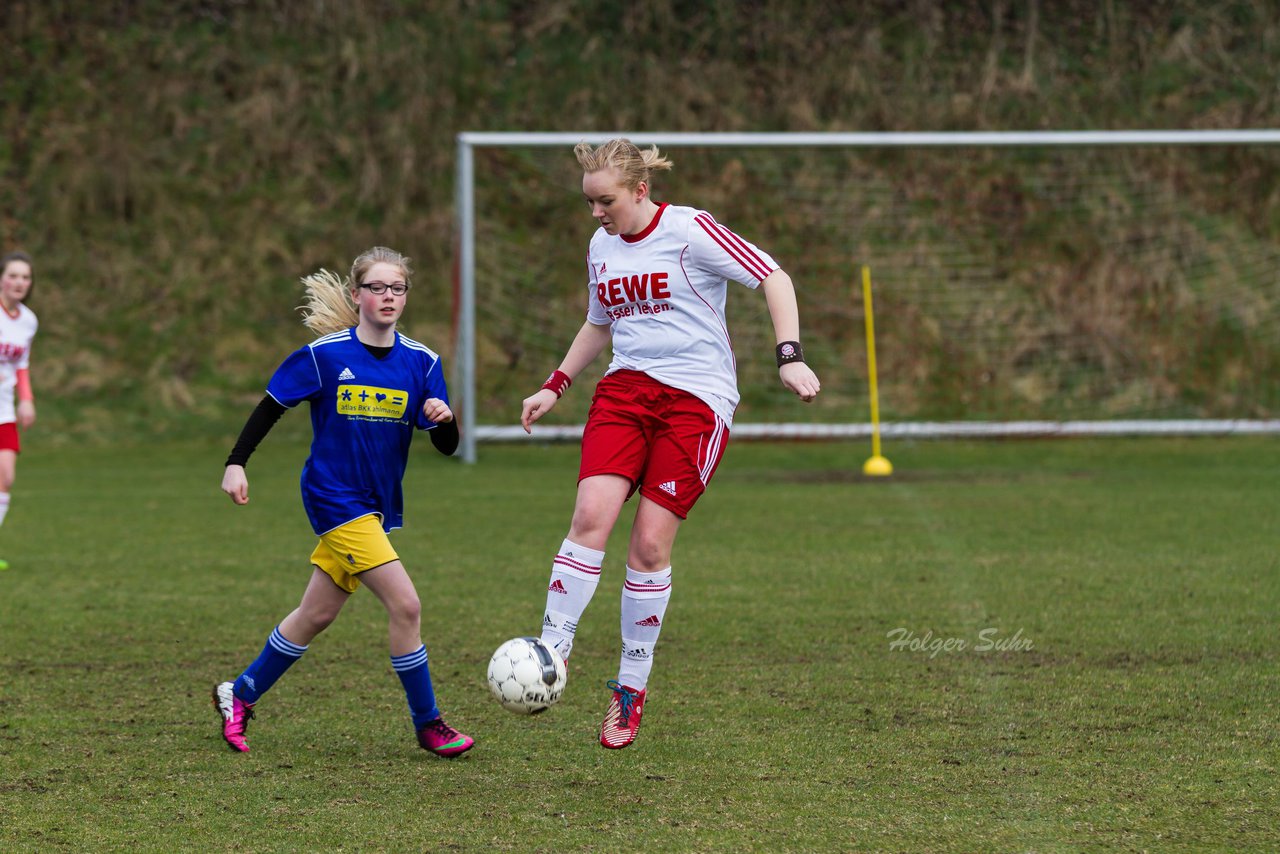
[776,341,805,367]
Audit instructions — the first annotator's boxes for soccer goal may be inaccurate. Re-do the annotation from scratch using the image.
[454,130,1280,462]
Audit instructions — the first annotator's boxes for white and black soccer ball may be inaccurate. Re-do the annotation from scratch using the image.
[486,637,567,715]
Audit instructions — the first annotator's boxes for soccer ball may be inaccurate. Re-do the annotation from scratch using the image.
[486,637,567,715]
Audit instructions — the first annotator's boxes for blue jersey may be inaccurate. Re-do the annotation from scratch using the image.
[266,328,449,535]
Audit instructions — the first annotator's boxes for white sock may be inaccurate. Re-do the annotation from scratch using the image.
[540,538,603,662]
[618,565,672,691]
[0,492,10,528]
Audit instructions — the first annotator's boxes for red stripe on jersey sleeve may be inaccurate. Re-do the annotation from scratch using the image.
[694,214,774,281]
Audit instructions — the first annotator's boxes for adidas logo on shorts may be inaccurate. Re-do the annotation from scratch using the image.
[338,367,356,381]
[658,480,677,496]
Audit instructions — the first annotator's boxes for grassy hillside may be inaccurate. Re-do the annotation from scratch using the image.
[2,1,1278,441]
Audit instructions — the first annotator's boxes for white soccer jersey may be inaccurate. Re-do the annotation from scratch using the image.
[0,303,37,425]
[584,203,778,426]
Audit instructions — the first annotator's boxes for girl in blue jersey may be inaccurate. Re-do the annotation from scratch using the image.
[212,246,473,758]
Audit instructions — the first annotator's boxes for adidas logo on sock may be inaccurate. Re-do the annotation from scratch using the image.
[543,614,555,627]
[658,480,677,496]
[635,614,662,627]
[338,367,356,381]
[548,580,568,594]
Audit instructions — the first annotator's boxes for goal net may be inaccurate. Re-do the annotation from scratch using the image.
[454,132,1280,461]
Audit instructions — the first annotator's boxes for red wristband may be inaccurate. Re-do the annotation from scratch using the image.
[541,369,572,398]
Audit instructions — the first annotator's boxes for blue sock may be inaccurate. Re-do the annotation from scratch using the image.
[234,626,307,704]
[392,645,439,728]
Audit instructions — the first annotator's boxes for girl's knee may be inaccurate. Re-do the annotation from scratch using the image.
[296,596,344,633]
[568,513,612,547]
[628,524,678,571]
[389,594,421,627]
[628,539,670,572]
[307,608,341,633]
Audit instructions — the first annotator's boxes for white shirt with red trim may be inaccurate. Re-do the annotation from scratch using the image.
[584,203,777,426]
[0,303,38,425]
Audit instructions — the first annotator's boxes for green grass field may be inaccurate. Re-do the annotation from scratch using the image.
[0,437,1276,851]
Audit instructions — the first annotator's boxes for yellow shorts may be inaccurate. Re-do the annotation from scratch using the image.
[310,514,399,593]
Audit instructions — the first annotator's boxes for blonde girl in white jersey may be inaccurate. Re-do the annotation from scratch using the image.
[0,251,39,572]
[521,139,820,748]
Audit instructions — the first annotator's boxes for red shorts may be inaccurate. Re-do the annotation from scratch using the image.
[579,370,729,519]
[0,422,18,454]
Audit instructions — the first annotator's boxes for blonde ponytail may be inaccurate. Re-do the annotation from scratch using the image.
[298,268,358,335]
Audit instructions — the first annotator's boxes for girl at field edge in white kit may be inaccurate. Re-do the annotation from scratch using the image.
[212,246,474,758]
[0,251,39,573]
[521,139,821,749]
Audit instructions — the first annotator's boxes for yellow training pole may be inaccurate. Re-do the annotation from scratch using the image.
[861,265,893,476]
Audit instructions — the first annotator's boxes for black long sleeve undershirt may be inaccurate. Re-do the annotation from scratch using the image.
[429,418,460,456]
[225,395,287,467]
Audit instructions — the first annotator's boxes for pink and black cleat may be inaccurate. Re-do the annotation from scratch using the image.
[212,681,255,753]
[416,717,475,758]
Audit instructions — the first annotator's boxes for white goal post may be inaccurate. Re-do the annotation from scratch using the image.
[454,130,1280,463]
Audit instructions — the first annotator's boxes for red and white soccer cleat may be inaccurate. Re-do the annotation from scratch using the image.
[600,680,647,749]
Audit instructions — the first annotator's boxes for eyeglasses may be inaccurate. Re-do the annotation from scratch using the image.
[360,281,410,296]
